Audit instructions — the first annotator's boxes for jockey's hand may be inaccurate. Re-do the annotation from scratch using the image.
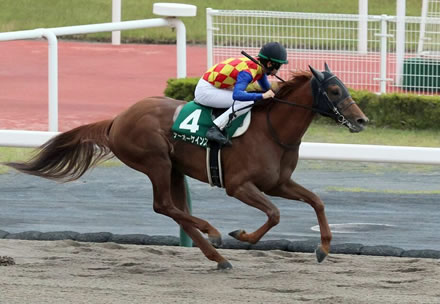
[262,90,275,99]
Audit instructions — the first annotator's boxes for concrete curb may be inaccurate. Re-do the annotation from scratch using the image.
[1,230,439,259]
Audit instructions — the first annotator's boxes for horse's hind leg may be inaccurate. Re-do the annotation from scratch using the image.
[110,129,227,268]
[170,171,232,269]
[150,163,231,269]
[181,224,232,270]
[170,169,223,248]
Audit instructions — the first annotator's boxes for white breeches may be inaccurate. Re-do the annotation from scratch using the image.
[194,78,254,129]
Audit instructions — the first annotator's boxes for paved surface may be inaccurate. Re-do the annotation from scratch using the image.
[0,40,206,131]
[1,161,439,251]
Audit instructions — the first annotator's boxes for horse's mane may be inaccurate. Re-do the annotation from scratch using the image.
[275,70,312,100]
[253,70,312,109]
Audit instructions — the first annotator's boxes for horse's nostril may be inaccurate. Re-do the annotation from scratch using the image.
[357,117,369,125]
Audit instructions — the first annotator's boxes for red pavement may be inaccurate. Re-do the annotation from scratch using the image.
[0,40,206,131]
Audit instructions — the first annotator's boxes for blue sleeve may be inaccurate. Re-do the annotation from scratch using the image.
[257,74,271,91]
[232,71,264,101]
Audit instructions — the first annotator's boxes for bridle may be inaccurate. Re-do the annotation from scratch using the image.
[310,74,356,128]
[266,72,355,150]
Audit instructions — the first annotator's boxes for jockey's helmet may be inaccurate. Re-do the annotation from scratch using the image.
[258,42,288,66]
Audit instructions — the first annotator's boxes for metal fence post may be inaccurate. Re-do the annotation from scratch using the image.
[41,30,59,132]
[374,15,393,94]
[206,8,214,69]
[379,15,388,94]
[179,177,193,247]
[358,0,368,54]
[111,0,121,45]
[395,0,406,86]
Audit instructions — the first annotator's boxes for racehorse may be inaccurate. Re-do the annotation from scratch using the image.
[5,64,368,269]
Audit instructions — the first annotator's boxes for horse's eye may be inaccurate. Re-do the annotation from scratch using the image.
[331,88,341,96]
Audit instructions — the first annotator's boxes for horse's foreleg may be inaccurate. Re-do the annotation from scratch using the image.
[266,179,332,263]
[228,182,280,244]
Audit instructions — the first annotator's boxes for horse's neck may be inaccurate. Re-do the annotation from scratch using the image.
[269,83,315,146]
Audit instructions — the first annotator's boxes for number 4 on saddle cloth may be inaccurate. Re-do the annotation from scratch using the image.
[171,101,250,148]
[171,101,251,187]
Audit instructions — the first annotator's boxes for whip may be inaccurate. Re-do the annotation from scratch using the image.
[240,50,286,82]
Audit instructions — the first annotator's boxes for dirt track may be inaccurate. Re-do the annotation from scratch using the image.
[1,239,439,304]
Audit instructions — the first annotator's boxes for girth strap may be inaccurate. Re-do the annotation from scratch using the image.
[206,145,224,188]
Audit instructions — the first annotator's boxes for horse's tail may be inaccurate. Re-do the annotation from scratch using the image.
[5,120,114,182]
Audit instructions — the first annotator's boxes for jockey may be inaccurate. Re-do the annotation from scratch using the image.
[194,42,288,146]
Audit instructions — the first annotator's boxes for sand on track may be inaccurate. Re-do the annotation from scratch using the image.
[0,239,439,304]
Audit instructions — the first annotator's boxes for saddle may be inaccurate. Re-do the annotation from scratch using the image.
[171,101,252,188]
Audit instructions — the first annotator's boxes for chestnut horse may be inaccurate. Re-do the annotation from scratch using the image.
[5,64,368,269]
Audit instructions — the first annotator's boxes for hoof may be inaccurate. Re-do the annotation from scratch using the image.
[208,235,223,248]
[217,260,233,270]
[228,229,245,240]
[315,246,328,263]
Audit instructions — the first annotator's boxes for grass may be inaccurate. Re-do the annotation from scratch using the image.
[0,148,122,174]
[0,0,425,43]
[326,186,440,195]
[0,148,33,174]
[305,121,440,147]
[0,148,34,164]
[302,121,440,174]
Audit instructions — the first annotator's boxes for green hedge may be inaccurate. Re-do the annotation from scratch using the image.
[164,78,440,130]
[164,77,200,101]
[352,91,440,130]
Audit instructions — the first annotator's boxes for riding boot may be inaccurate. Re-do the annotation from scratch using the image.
[207,101,254,146]
[206,125,232,146]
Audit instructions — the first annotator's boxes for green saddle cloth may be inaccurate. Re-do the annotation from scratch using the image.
[171,101,247,147]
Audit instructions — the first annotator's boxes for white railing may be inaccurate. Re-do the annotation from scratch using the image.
[0,130,59,148]
[206,9,440,95]
[300,143,440,165]
[3,133,439,165]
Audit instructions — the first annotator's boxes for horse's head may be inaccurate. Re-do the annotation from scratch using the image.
[309,63,369,133]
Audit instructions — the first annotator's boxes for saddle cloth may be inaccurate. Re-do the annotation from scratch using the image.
[171,101,251,147]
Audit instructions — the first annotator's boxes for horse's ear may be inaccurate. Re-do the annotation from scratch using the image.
[324,62,332,73]
[309,65,324,82]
